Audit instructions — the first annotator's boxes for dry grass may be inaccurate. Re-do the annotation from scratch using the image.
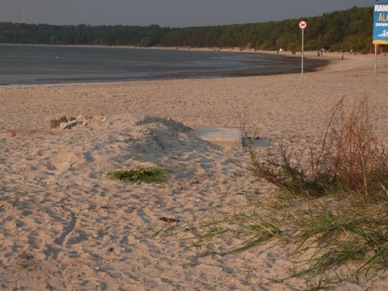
[246,96,388,289]
[248,96,388,200]
[182,96,388,290]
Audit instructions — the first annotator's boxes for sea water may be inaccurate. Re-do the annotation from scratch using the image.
[0,44,324,85]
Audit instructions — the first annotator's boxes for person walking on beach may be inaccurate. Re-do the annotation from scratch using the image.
[341,53,344,60]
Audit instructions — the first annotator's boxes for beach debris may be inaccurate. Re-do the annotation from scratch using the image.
[159,217,180,223]
[153,216,181,237]
[45,113,106,130]
[242,136,271,147]
[194,127,243,148]
[59,120,79,130]
[45,114,68,129]
[85,113,104,119]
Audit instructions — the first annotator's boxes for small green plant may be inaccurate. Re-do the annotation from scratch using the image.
[183,211,282,256]
[108,167,169,183]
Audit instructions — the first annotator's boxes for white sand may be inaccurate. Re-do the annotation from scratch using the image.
[0,51,387,290]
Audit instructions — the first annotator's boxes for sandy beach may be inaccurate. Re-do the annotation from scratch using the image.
[1,51,388,290]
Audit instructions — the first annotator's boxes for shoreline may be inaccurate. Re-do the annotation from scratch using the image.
[1,48,384,134]
[0,44,330,85]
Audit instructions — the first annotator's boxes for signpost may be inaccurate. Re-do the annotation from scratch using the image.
[299,20,307,79]
[373,1,388,78]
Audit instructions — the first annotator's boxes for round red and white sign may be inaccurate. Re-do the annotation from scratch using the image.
[299,20,307,30]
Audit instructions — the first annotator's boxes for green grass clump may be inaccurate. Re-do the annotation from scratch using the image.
[288,195,388,289]
[245,96,388,288]
[108,167,169,183]
[182,210,282,256]
[180,96,387,290]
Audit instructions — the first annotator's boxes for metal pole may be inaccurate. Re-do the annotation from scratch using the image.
[374,44,377,79]
[301,29,304,79]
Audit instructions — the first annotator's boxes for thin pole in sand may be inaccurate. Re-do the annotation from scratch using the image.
[301,29,304,79]
[299,20,307,79]
[374,44,377,79]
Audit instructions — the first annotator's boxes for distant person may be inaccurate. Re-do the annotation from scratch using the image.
[341,54,344,60]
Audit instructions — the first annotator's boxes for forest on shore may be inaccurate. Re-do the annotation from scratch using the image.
[0,6,374,52]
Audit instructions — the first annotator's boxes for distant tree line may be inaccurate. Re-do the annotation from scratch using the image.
[0,6,374,52]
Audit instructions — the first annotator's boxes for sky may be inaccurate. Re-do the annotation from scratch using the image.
[0,0,375,28]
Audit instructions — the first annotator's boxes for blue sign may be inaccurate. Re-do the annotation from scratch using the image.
[374,2,388,44]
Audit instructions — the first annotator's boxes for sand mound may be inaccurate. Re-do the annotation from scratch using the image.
[1,114,263,290]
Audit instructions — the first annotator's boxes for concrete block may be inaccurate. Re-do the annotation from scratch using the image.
[194,128,243,148]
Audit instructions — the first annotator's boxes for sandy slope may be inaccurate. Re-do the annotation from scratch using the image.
[0,51,387,290]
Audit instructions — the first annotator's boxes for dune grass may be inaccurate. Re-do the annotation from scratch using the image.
[183,96,388,289]
[249,96,388,288]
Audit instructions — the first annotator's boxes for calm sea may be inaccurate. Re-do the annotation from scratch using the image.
[0,45,325,85]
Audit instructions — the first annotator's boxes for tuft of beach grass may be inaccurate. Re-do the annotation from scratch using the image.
[108,167,169,183]
[180,96,388,289]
